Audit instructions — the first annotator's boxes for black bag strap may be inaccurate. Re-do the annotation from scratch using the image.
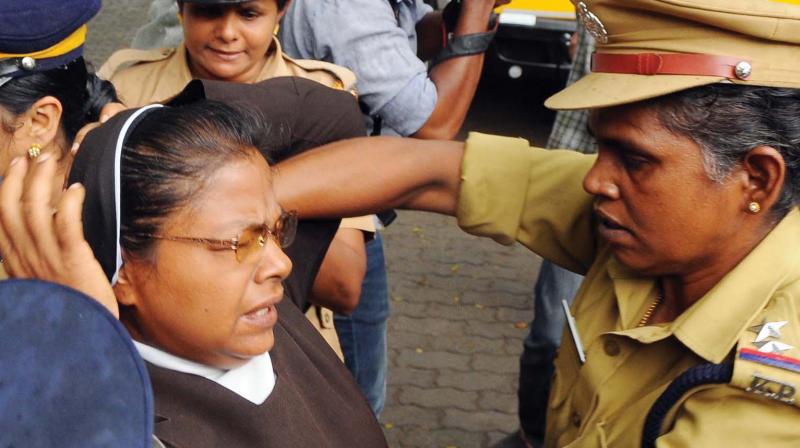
[641,363,734,448]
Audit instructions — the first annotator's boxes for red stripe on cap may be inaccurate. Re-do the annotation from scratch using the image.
[592,53,749,78]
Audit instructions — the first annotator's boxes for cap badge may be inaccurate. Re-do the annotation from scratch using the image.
[576,2,608,44]
[734,61,752,80]
[20,56,36,71]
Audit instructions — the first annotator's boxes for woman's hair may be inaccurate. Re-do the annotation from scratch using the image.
[0,57,118,149]
[178,0,289,10]
[119,100,270,259]
[655,84,800,219]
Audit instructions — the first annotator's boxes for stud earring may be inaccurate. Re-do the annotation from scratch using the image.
[747,201,761,214]
[27,143,42,159]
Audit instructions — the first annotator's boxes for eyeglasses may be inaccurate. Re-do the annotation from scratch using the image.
[133,210,298,263]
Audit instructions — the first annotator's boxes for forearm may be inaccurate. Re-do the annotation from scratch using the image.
[416,1,497,54]
[416,12,444,61]
[310,228,367,315]
[414,53,485,140]
[413,2,497,140]
[273,136,464,218]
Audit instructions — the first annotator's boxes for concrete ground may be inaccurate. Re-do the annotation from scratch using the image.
[87,3,559,446]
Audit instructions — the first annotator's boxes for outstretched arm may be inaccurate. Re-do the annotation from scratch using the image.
[273,136,465,219]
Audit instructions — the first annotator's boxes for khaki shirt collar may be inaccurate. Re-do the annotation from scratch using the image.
[607,208,800,364]
[260,37,291,79]
[157,44,194,101]
[169,37,288,89]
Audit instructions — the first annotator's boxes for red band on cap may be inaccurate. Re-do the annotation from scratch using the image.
[592,53,749,78]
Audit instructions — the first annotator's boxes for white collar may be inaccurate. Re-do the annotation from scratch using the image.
[133,341,276,405]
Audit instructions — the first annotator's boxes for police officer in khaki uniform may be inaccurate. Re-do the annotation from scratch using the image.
[99,0,356,105]
[266,0,800,445]
[98,0,373,358]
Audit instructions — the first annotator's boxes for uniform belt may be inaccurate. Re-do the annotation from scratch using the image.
[592,53,749,78]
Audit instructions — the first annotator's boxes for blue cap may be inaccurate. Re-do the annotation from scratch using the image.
[0,0,101,86]
[0,279,154,447]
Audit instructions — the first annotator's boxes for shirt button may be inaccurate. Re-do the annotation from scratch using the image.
[571,411,582,428]
[323,313,332,324]
[604,340,621,357]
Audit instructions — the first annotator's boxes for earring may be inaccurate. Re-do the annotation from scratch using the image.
[27,143,42,159]
[747,201,761,214]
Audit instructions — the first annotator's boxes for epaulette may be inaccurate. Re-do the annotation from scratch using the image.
[730,293,800,408]
[285,56,358,96]
[98,47,176,80]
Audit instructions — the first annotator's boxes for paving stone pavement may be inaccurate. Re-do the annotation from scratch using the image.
[380,212,541,448]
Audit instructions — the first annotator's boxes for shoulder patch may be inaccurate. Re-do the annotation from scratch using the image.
[98,47,176,80]
[731,294,800,408]
[285,56,358,95]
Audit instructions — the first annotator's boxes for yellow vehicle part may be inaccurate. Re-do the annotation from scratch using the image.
[497,0,575,19]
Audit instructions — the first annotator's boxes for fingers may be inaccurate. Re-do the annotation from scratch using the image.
[0,158,22,276]
[70,122,102,156]
[0,157,34,276]
[100,102,127,120]
[70,101,127,156]
[21,154,64,277]
[55,182,120,319]
[55,183,88,258]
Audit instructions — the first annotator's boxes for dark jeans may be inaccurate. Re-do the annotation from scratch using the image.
[334,232,390,416]
[519,259,583,443]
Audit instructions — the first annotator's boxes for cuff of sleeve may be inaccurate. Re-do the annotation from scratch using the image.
[457,132,535,245]
[378,73,438,136]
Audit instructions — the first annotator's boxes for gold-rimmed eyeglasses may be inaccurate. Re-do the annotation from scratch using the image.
[132,210,298,263]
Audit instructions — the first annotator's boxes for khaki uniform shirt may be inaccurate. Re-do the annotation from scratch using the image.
[457,132,800,447]
[98,37,356,106]
[99,39,372,359]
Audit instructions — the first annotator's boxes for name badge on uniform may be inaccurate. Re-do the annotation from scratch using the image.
[562,300,586,364]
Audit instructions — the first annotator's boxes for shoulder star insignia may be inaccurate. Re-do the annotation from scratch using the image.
[755,340,794,355]
[749,320,788,343]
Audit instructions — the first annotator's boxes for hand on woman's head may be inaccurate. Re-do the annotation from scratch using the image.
[0,154,117,317]
[69,101,127,156]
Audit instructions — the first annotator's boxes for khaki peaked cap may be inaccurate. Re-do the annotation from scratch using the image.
[546,0,800,110]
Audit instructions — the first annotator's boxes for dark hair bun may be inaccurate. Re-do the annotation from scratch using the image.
[82,72,118,125]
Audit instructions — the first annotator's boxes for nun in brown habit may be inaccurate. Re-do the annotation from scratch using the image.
[63,78,388,447]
